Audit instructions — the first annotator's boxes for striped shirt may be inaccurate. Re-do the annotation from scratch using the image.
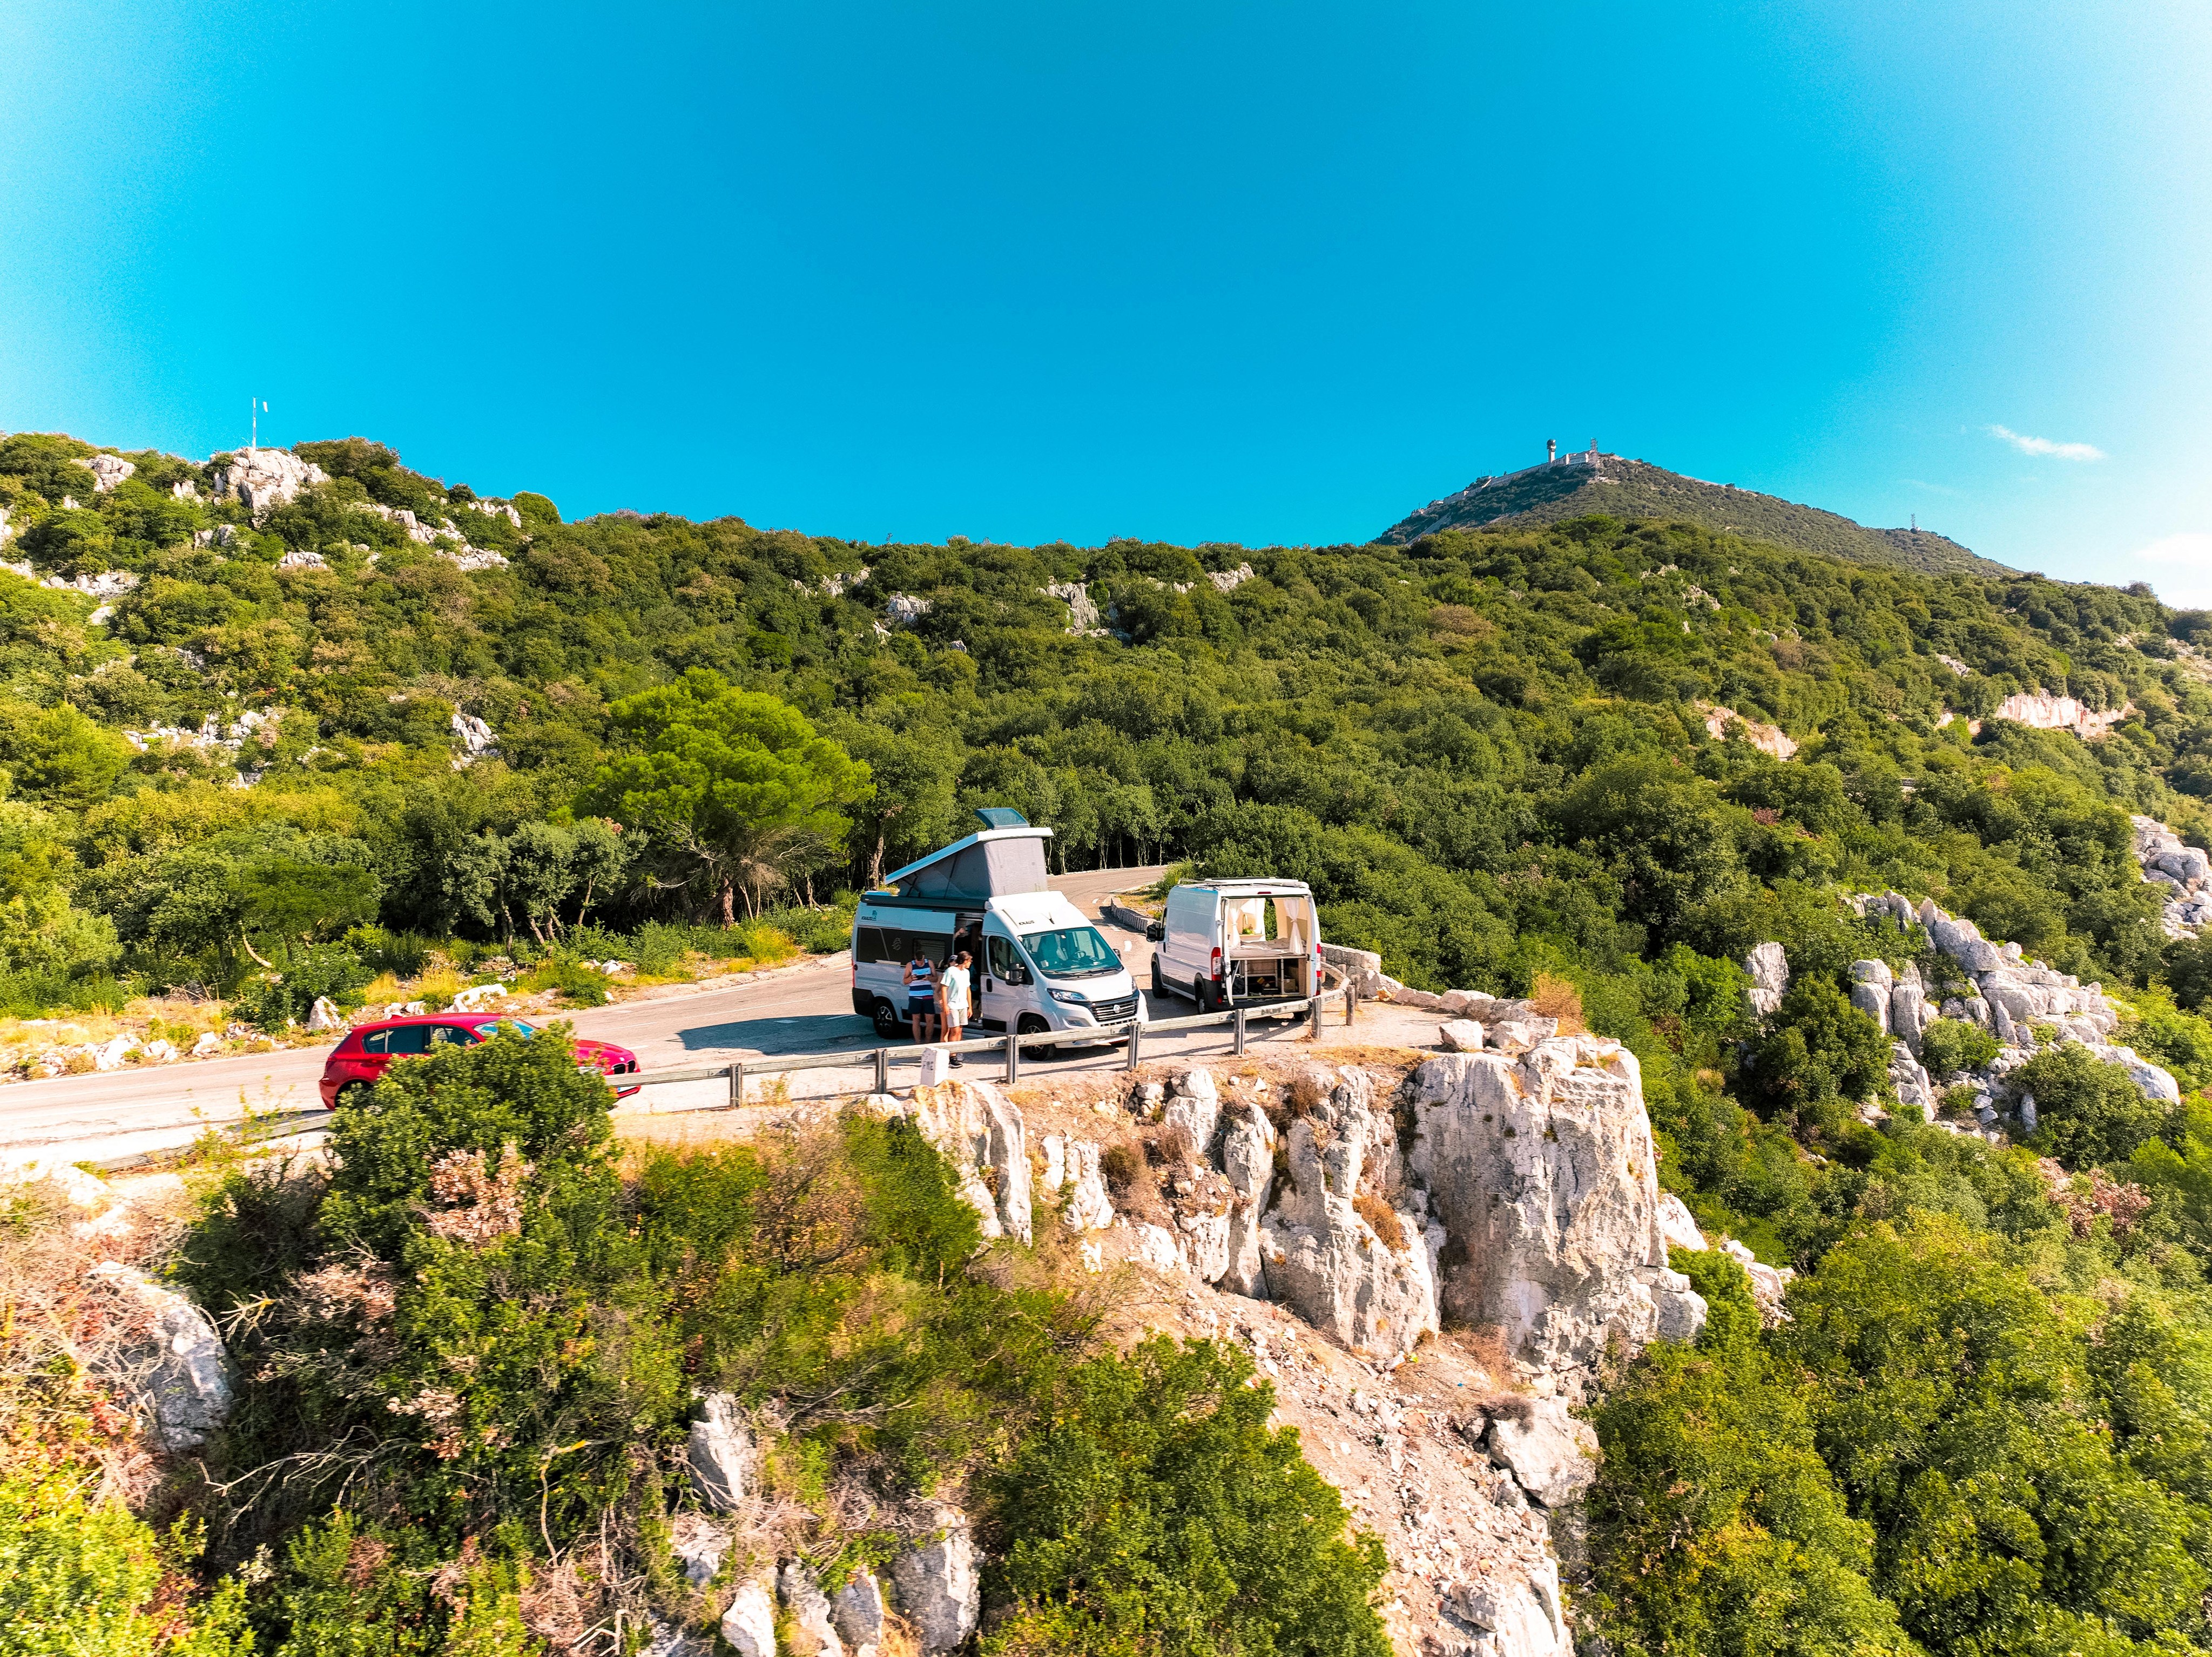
[904,956,936,1000]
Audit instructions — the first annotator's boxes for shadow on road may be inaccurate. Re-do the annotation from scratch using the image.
[677,1012,875,1055]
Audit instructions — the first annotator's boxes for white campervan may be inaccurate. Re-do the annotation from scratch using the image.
[851,809,1146,1046]
[1147,878,1323,1011]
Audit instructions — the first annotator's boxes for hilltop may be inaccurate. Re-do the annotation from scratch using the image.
[1378,449,2014,578]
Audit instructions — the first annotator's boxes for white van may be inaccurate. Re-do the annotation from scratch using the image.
[851,810,1145,1045]
[1147,878,1323,1010]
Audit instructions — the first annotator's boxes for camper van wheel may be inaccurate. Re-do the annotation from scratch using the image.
[1193,977,1218,1012]
[871,998,904,1040]
[1018,1013,1057,1062]
[1150,956,1165,998]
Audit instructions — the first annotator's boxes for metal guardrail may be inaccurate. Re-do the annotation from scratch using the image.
[102,987,1368,1169]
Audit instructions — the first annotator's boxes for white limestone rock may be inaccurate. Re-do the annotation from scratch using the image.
[1409,1039,1672,1376]
[211,448,328,517]
[1648,1266,1708,1343]
[1042,580,1103,634]
[685,1392,753,1511]
[720,1580,777,1657]
[1438,1018,1486,1052]
[1719,1238,1795,1325]
[884,594,932,627]
[450,711,500,763]
[1486,1397,1597,1509]
[276,548,327,571]
[1320,943,1384,997]
[1889,1040,1936,1117]
[306,996,344,1032]
[76,453,136,492]
[1849,979,1891,1033]
[1181,1209,1232,1282]
[1040,1134,1115,1230]
[191,1032,224,1057]
[910,1079,1031,1243]
[780,1562,846,1657]
[1743,942,1789,1018]
[85,1262,233,1450]
[1257,1067,1438,1358]
[1218,1101,1277,1298]
[669,1513,731,1586]
[1162,1065,1221,1156]
[892,1505,980,1653]
[1132,1222,1183,1272]
[1656,1190,1706,1253]
[1447,1553,1567,1656]
[1890,979,1928,1056]
[832,1570,886,1657]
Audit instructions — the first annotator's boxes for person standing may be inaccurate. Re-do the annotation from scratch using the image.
[938,946,973,1067]
[902,945,938,1043]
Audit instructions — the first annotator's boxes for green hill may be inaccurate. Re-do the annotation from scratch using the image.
[1379,451,2014,578]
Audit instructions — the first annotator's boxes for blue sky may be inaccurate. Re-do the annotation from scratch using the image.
[4,1,2209,598]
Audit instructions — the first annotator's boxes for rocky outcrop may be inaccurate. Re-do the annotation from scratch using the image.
[832,1571,886,1657]
[1410,1038,1703,1378]
[1218,1100,1277,1297]
[1443,1555,1567,1656]
[891,1504,980,1653]
[686,1392,753,1510]
[909,1079,1032,1242]
[884,594,932,627]
[1161,1065,1221,1156]
[1697,701,1798,759]
[1848,958,1892,1032]
[211,448,328,516]
[1208,562,1257,593]
[1743,942,1789,1019]
[1042,581,1106,635]
[450,712,500,764]
[85,1262,234,1450]
[1992,691,2131,740]
[76,453,136,491]
[1320,943,1384,996]
[1039,1133,1114,1230]
[1257,1067,1439,1359]
[2133,814,2212,937]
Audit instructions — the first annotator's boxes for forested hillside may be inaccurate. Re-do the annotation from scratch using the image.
[19,426,2212,1652]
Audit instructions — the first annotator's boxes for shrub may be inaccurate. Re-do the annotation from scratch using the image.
[2011,1044,2174,1171]
[1100,1143,1143,1194]
[1918,1017,1999,1081]
[986,1337,1391,1657]
[527,957,611,1006]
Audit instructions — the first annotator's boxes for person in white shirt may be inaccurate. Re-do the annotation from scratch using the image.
[938,946,973,1066]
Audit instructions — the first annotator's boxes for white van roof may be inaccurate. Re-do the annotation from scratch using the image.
[881,825,1053,889]
[1173,878,1314,897]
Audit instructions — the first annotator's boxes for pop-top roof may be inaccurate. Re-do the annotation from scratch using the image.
[879,808,1055,904]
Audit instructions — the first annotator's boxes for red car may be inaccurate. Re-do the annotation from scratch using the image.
[319,1013,642,1108]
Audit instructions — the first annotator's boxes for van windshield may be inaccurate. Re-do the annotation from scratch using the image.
[1021,925,1121,979]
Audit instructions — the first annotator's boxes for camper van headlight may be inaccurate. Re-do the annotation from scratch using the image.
[1048,988,1088,1006]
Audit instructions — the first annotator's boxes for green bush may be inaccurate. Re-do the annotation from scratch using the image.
[238,943,371,1031]
[985,1336,1391,1657]
[1918,1017,1999,1082]
[2010,1043,2175,1170]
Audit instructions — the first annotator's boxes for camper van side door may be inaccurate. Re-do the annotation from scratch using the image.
[979,929,1031,1032]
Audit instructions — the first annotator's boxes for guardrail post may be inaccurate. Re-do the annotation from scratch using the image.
[1233,1007,1247,1056]
[727,1061,744,1107]
[874,1047,889,1094]
[1125,1020,1141,1071]
[1006,1031,1020,1085]
[1308,995,1323,1040]
[1345,984,1357,1026]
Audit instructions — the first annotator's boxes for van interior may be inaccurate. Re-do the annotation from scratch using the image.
[1222,891,1317,999]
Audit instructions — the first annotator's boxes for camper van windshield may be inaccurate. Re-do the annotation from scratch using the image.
[1021,925,1120,980]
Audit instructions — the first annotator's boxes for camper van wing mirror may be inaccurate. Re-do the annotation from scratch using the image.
[1145,919,1164,942]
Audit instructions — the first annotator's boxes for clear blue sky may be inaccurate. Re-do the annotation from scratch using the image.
[4,2,2210,598]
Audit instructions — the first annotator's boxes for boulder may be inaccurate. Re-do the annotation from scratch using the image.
[685,1393,752,1511]
[1849,958,1894,987]
[451,711,500,762]
[306,996,344,1032]
[1042,580,1103,634]
[1438,1019,1486,1053]
[1656,1191,1706,1253]
[1162,1066,1221,1157]
[1319,943,1383,997]
[1719,1239,1795,1325]
[1257,1068,1438,1358]
[1928,913,2005,973]
[779,1562,846,1657]
[720,1580,777,1657]
[1181,1210,1231,1282]
[1649,1267,1708,1343]
[1409,1040,1671,1376]
[1218,1102,1277,1297]
[85,1263,233,1450]
[833,1571,886,1655]
[1447,1554,1567,1656]
[892,1505,980,1653]
[1849,980,1891,1034]
[1486,1396,1597,1508]
[1888,1040,1936,1117]
[77,453,136,492]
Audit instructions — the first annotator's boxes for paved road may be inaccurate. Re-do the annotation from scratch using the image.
[0,864,1183,1164]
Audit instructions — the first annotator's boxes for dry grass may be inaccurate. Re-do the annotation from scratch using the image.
[1529,972,1586,1036]
[1352,1191,1408,1252]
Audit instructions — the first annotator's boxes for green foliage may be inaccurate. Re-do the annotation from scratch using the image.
[985,1336,1391,1657]
[1918,1016,2000,1082]
[581,669,871,922]
[1743,974,1892,1139]
[2010,1044,2176,1169]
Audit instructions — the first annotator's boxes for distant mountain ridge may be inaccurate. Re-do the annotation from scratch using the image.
[1377,450,2014,579]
